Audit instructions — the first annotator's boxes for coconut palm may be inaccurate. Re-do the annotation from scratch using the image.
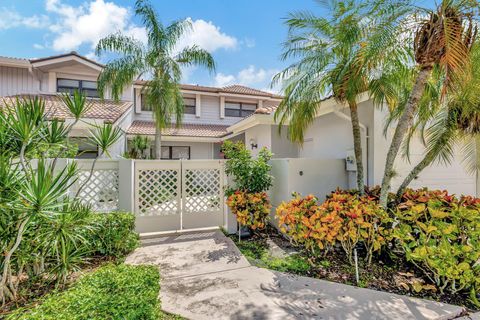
[273,0,408,195]
[96,0,215,159]
[395,42,480,199]
[376,0,478,207]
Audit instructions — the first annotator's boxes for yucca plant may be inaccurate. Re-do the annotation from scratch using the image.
[130,135,149,159]
[96,0,215,159]
[74,123,122,198]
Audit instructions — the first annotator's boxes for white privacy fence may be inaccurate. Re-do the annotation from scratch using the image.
[46,157,348,234]
[56,159,227,234]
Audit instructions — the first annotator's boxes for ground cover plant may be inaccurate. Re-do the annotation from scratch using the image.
[6,264,182,320]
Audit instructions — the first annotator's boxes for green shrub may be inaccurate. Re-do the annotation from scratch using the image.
[7,264,161,320]
[394,189,480,297]
[86,212,139,258]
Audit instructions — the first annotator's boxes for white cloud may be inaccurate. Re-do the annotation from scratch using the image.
[214,73,236,87]
[215,65,279,90]
[33,43,45,49]
[46,0,146,52]
[42,2,236,55]
[176,18,238,52]
[0,8,49,30]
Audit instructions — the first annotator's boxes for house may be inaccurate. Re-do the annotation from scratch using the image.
[0,52,477,197]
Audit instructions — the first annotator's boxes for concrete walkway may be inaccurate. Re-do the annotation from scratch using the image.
[126,230,466,320]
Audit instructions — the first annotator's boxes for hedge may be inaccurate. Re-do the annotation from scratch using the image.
[86,211,140,258]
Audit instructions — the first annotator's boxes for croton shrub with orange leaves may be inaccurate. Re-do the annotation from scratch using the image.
[276,190,392,264]
[226,190,272,230]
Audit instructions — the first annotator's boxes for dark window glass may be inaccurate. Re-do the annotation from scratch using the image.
[57,78,99,98]
[69,137,98,159]
[225,101,257,117]
[141,94,153,111]
[184,97,196,115]
[160,146,191,160]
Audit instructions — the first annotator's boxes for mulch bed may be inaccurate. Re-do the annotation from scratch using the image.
[239,225,475,311]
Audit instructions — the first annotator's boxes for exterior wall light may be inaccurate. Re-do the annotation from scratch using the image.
[249,138,258,149]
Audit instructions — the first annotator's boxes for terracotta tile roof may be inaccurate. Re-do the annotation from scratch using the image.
[127,121,229,138]
[134,80,283,99]
[222,85,282,98]
[0,94,132,124]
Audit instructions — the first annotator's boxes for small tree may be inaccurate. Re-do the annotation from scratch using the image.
[223,141,273,231]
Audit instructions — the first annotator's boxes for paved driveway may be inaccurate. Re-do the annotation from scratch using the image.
[126,230,465,320]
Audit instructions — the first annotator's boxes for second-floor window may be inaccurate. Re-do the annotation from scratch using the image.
[141,94,153,111]
[225,102,257,117]
[141,95,196,114]
[183,97,196,115]
[57,79,99,98]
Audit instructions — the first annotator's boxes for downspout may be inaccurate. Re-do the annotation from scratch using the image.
[333,109,370,187]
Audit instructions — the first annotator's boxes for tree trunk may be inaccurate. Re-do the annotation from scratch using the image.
[395,129,453,200]
[154,126,162,160]
[379,68,432,207]
[349,102,365,195]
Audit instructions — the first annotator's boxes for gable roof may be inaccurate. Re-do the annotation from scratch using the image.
[29,51,104,68]
[0,94,132,124]
[135,80,283,99]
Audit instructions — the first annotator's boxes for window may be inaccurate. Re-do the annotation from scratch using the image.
[57,79,99,98]
[69,137,98,159]
[161,146,190,160]
[141,96,196,114]
[141,94,153,111]
[183,97,196,115]
[224,102,257,117]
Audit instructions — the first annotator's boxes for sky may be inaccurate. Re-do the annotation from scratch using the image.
[0,0,433,92]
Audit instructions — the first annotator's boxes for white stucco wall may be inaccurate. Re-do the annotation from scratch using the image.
[269,158,348,226]
[244,124,272,157]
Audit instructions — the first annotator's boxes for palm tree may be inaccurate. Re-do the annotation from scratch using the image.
[95,0,215,159]
[376,0,477,207]
[395,43,480,199]
[273,0,408,195]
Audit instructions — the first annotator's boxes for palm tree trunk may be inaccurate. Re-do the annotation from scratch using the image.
[379,68,432,207]
[395,129,453,200]
[155,127,162,159]
[349,102,365,195]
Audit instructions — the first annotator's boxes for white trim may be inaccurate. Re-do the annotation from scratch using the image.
[0,57,30,68]
[132,84,283,101]
[220,96,225,119]
[126,134,223,143]
[224,94,371,134]
[195,94,201,117]
[31,55,103,72]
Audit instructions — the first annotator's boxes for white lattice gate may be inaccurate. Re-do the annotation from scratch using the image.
[134,160,224,233]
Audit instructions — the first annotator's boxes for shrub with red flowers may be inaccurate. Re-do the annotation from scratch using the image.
[276,190,392,264]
